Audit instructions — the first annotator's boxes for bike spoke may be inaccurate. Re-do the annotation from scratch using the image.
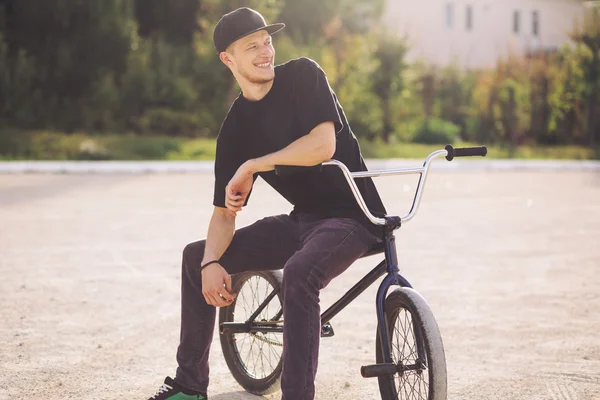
[390,308,429,400]
[230,275,283,379]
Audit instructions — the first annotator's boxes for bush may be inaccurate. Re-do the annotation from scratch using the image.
[0,130,184,160]
[101,134,180,159]
[133,108,207,137]
[166,138,216,160]
[77,139,112,160]
[0,130,91,160]
[412,117,460,144]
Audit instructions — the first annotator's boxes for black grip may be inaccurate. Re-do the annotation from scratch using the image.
[274,164,323,177]
[361,363,398,378]
[445,145,487,161]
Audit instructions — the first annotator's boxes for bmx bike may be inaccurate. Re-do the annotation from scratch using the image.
[218,145,487,399]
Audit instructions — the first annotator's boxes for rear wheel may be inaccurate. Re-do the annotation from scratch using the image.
[219,270,284,395]
[376,287,447,400]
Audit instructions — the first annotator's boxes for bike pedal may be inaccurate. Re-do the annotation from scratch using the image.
[361,363,397,378]
[320,322,335,337]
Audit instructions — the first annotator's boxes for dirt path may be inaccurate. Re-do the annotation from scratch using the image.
[1,170,599,399]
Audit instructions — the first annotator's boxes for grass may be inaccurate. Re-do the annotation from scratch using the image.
[0,130,216,161]
[0,130,597,161]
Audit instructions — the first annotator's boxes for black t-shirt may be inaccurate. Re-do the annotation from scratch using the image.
[213,57,387,236]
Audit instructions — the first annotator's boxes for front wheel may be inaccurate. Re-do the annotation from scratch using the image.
[376,287,447,400]
[218,270,284,395]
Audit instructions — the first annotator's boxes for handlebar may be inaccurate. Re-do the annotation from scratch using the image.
[445,144,487,161]
[275,145,487,227]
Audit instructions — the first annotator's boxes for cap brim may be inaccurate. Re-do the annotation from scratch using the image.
[263,23,286,36]
[223,23,286,52]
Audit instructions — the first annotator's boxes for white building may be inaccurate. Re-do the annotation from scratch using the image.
[384,0,587,69]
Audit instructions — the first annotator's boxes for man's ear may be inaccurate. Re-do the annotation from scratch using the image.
[219,51,233,66]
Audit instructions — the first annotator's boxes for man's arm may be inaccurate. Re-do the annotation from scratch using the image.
[224,121,335,213]
[250,120,336,173]
[201,206,237,307]
[202,206,236,265]
[224,121,336,215]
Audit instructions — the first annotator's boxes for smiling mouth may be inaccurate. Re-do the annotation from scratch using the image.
[254,61,272,69]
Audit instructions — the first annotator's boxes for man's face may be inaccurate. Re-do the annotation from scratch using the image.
[226,30,275,84]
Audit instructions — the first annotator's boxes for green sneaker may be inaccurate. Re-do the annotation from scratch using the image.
[148,377,207,400]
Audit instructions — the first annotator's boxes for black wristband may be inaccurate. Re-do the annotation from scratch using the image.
[200,260,220,271]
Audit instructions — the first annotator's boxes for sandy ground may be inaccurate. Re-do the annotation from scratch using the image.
[1,168,599,400]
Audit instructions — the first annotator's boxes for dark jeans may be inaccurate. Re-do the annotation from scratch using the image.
[174,213,380,400]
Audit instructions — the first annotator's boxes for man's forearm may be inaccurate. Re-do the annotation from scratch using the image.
[202,209,235,265]
[250,121,336,173]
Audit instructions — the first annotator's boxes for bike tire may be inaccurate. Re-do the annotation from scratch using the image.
[376,287,447,400]
[219,270,284,395]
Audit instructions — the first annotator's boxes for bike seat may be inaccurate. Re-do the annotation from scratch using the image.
[361,241,385,258]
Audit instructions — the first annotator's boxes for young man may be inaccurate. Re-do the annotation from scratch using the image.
[148,7,387,400]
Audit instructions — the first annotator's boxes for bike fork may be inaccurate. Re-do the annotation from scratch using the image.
[362,228,414,378]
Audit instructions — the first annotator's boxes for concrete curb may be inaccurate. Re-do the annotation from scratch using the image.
[1,159,599,173]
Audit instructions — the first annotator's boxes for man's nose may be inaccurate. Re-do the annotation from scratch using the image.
[259,44,273,56]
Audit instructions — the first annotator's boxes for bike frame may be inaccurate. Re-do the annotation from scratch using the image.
[220,149,452,365]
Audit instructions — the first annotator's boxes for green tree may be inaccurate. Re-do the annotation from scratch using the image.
[371,30,408,143]
[134,0,199,45]
[0,33,37,127]
[332,35,382,140]
[436,65,476,140]
[278,0,385,45]
[528,57,552,144]
[571,5,600,147]
[496,57,530,153]
[0,0,135,131]
[547,46,586,144]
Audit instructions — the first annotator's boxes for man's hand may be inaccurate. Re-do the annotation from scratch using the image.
[225,161,256,215]
[201,263,236,307]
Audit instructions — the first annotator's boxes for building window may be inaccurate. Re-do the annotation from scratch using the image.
[532,10,539,36]
[446,3,454,29]
[513,10,520,34]
[466,5,473,31]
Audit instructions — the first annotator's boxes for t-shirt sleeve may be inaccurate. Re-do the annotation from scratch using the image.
[293,58,343,137]
[213,118,244,208]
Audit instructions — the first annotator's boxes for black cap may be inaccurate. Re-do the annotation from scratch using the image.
[213,8,285,54]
